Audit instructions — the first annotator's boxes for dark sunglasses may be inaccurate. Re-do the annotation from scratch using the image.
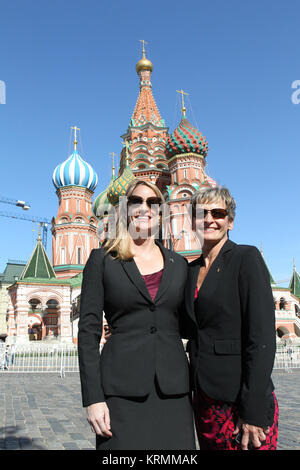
[197,208,228,219]
[128,195,162,208]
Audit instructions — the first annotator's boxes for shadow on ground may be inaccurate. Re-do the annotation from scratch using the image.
[0,426,45,450]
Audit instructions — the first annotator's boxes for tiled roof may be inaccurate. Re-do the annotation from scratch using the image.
[20,237,56,280]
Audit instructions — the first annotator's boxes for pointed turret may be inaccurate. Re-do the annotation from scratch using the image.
[20,229,56,280]
[119,42,169,192]
[260,244,276,287]
[131,42,162,128]
[289,259,300,298]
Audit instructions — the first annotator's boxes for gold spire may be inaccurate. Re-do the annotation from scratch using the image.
[140,39,147,57]
[136,40,153,73]
[176,89,189,117]
[110,152,116,178]
[37,224,42,242]
[71,126,80,150]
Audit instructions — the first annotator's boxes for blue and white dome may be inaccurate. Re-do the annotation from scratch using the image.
[52,149,98,191]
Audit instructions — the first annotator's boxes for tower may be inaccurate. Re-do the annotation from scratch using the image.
[52,127,99,279]
[165,91,216,259]
[119,41,170,193]
[92,45,216,261]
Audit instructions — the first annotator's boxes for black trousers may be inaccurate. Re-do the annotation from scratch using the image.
[96,376,196,450]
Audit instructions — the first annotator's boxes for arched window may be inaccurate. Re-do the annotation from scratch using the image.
[29,298,41,310]
[46,299,58,309]
[276,326,289,338]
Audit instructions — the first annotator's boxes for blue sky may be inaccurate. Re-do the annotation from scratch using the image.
[0,0,299,286]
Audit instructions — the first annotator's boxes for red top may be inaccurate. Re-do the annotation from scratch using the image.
[142,269,163,301]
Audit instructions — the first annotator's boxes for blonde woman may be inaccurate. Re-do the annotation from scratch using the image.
[78,179,195,450]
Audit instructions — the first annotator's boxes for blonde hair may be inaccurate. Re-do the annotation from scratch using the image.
[103,179,164,260]
[191,186,236,221]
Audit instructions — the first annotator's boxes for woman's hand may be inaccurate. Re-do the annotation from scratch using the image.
[86,402,112,438]
[233,417,269,450]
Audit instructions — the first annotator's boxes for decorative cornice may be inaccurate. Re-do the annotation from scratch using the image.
[167,152,205,165]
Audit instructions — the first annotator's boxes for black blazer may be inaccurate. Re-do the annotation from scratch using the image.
[184,239,276,427]
[78,241,190,407]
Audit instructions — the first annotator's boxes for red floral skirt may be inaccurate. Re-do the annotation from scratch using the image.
[193,389,279,450]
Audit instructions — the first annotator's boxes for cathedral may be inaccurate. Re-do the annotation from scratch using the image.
[1,46,300,345]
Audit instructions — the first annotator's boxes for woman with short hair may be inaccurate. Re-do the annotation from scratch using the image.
[184,186,279,450]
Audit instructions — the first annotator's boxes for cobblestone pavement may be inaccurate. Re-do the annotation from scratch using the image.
[0,370,299,451]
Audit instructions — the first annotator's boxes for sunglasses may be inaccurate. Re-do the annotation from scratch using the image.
[197,208,228,219]
[128,195,162,208]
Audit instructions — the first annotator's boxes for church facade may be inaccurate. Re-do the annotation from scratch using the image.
[2,47,300,345]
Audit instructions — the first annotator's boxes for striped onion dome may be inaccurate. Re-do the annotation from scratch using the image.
[52,149,98,191]
[166,117,209,159]
[107,164,135,206]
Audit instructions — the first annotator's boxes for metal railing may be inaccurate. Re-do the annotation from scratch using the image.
[0,342,299,377]
[0,343,79,377]
[273,347,300,371]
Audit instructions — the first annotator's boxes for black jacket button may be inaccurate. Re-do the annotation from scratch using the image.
[150,327,157,334]
[149,305,156,311]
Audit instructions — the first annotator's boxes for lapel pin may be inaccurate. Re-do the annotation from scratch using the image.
[170,258,174,263]
[217,267,221,272]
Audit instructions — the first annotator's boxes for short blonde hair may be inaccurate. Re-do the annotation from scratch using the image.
[104,179,164,260]
[190,186,236,221]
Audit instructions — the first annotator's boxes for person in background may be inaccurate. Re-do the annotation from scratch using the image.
[184,186,278,451]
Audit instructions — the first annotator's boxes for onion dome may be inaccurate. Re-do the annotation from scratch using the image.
[107,162,135,206]
[93,168,116,217]
[53,149,98,191]
[53,127,98,191]
[93,188,111,217]
[166,117,209,159]
[136,55,153,74]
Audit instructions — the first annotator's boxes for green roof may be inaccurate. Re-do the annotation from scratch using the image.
[260,246,276,286]
[0,261,26,283]
[20,236,56,280]
[289,268,300,298]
